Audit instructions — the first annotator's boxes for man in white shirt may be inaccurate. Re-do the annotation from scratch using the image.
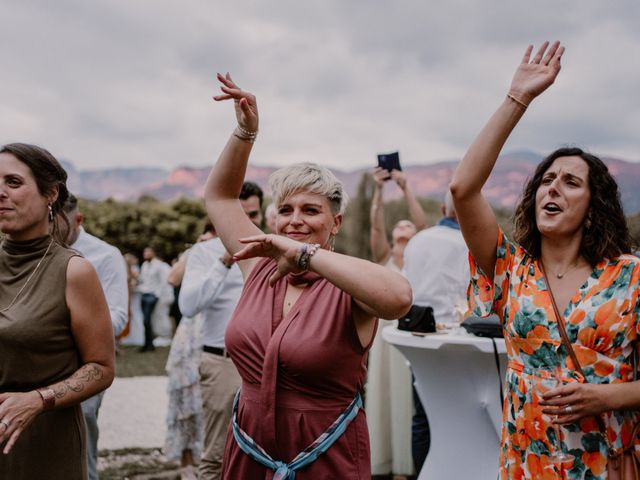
[179,181,263,480]
[63,194,128,480]
[138,246,167,352]
[402,191,470,475]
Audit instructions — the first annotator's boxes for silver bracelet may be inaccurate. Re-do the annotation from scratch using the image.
[233,125,258,144]
[296,243,321,271]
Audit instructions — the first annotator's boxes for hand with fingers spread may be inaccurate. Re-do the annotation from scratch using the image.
[509,40,565,107]
[213,72,259,139]
[0,391,44,454]
[233,234,303,286]
[540,382,613,425]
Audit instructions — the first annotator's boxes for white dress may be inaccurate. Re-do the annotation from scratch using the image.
[365,257,414,476]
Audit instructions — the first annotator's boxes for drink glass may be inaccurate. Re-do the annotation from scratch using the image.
[531,368,574,464]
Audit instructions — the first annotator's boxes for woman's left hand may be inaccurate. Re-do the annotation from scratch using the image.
[234,234,304,286]
[0,391,44,454]
[540,382,613,425]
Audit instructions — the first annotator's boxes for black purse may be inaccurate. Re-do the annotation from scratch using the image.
[397,305,436,334]
[461,314,503,338]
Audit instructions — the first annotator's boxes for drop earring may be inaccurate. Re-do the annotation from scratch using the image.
[329,234,336,252]
[48,204,53,222]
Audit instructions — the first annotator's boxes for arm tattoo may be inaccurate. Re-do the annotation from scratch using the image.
[52,363,105,399]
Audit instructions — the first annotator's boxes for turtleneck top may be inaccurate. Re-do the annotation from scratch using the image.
[0,235,87,480]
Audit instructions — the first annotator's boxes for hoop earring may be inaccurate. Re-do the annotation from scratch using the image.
[48,204,54,222]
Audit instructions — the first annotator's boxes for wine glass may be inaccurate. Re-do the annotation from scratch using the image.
[531,367,575,464]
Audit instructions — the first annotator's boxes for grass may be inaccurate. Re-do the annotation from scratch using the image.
[115,345,170,377]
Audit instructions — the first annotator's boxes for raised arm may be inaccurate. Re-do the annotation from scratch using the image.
[391,170,427,231]
[204,73,263,278]
[370,167,392,263]
[449,41,564,278]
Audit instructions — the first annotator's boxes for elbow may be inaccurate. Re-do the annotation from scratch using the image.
[448,179,468,202]
[384,280,413,319]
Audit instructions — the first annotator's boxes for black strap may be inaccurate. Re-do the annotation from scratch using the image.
[491,337,504,402]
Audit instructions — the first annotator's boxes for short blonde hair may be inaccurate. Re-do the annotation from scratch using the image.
[269,163,348,215]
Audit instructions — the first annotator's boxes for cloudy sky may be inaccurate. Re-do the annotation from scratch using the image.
[2,1,639,171]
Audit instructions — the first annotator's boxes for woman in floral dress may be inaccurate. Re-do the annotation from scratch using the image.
[450,41,640,479]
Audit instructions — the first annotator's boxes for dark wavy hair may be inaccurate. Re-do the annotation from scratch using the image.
[513,147,632,265]
[0,143,70,246]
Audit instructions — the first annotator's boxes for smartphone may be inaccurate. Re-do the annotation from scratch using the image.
[377,151,401,175]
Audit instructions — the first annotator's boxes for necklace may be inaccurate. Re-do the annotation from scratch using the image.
[552,261,582,279]
[1,239,54,312]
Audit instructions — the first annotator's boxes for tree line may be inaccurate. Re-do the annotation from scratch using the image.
[77,173,640,262]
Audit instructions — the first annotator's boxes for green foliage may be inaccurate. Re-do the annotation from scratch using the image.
[73,183,640,265]
[79,196,207,261]
[336,172,515,260]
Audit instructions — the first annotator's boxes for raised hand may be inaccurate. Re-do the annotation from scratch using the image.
[390,169,407,190]
[372,167,391,188]
[213,72,259,133]
[509,41,565,106]
[233,234,304,286]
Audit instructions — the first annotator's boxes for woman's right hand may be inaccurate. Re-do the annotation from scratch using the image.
[508,41,565,106]
[213,72,259,133]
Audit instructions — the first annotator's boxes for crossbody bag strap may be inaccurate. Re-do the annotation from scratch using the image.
[540,267,586,380]
[540,265,611,438]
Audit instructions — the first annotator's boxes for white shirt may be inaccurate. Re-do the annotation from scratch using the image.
[403,222,470,325]
[178,238,243,349]
[138,257,167,298]
[71,227,129,336]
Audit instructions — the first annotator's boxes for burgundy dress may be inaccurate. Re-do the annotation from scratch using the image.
[222,258,375,479]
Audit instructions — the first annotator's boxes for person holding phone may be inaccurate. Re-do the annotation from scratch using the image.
[205,73,412,479]
[451,41,640,479]
[366,164,427,478]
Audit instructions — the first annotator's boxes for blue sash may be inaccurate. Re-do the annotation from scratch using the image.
[230,389,363,479]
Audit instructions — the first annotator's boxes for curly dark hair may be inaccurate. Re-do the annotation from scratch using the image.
[513,147,633,265]
[1,143,70,246]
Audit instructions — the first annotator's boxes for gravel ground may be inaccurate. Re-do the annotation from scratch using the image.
[98,376,169,450]
[98,377,168,450]
[97,376,181,479]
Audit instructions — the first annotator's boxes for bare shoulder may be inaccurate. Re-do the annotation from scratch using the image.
[66,256,99,286]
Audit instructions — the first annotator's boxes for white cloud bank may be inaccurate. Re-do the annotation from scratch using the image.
[1,0,639,170]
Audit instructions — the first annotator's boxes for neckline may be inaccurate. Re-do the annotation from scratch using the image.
[537,257,605,319]
[1,235,53,255]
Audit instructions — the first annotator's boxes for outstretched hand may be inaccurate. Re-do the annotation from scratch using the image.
[213,72,259,133]
[233,234,304,286]
[509,41,565,106]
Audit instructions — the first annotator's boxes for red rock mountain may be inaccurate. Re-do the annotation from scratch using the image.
[61,151,640,214]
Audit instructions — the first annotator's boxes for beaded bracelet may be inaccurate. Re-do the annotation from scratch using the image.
[233,125,258,144]
[296,243,321,271]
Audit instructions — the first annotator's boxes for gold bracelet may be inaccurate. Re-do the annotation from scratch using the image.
[37,388,56,411]
[506,93,528,110]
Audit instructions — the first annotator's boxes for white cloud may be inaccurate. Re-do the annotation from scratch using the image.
[1,0,639,170]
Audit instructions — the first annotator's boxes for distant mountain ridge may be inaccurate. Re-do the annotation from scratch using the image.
[61,151,640,214]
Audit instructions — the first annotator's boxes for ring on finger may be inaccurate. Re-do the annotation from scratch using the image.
[0,420,9,430]
[564,405,572,414]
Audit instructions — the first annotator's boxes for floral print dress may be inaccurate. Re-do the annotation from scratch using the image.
[469,229,640,479]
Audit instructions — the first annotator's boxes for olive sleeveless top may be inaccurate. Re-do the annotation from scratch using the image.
[0,235,86,480]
